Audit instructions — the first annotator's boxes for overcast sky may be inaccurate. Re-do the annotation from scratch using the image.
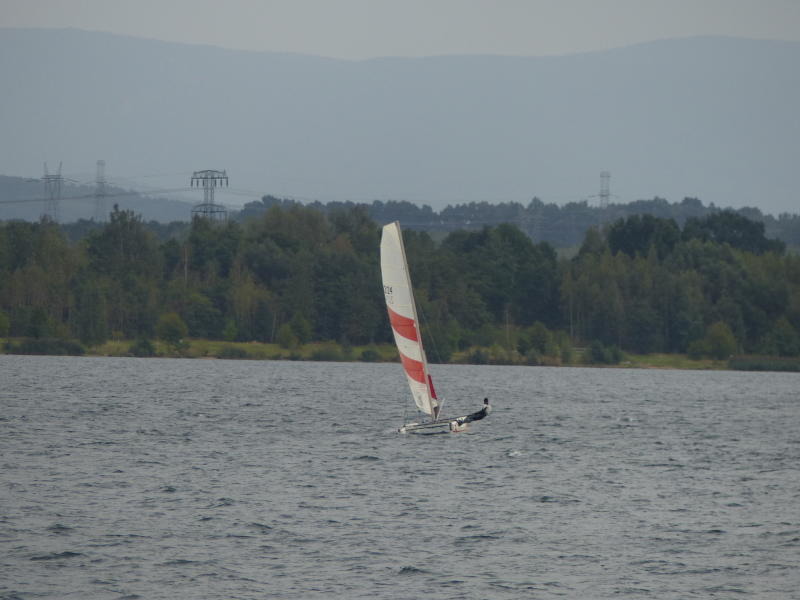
[3,0,800,59]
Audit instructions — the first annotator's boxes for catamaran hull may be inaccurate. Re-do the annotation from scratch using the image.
[399,420,470,434]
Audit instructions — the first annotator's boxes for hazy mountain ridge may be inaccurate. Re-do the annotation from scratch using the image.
[1,28,798,213]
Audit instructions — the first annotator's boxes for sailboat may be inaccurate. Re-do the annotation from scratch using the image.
[380,221,484,434]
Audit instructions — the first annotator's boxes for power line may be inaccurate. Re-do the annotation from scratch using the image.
[0,187,193,205]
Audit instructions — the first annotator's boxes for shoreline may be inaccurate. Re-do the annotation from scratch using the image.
[4,337,799,372]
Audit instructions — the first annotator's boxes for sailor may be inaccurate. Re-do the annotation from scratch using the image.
[457,398,491,425]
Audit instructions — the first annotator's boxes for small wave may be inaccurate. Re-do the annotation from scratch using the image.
[207,497,235,508]
[632,559,688,574]
[161,558,204,566]
[455,534,500,545]
[353,455,380,461]
[46,523,74,534]
[537,495,580,504]
[30,551,83,561]
[704,586,747,595]
[398,565,427,575]
[773,529,800,537]
[616,586,655,595]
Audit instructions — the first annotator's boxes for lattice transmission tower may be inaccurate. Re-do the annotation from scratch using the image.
[94,160,107,222]
[599,171,611,209]
[42,162,63,222]
[190,169,228,221]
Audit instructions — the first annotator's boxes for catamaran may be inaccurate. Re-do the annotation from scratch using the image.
[380,221,487,434]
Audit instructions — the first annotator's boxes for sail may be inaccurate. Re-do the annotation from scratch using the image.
[380,222,439,418]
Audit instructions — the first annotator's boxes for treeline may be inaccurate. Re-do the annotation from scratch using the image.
[1,204,799,363]
[239,195,800,250]
[564,214,796,358]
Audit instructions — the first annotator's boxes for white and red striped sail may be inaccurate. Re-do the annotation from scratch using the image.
[380,222,439,418]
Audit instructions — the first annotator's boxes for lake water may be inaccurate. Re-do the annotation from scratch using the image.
[1,355,799,599]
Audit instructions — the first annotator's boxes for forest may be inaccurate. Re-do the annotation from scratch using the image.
[238,195,800,250]
[1,203,799,366]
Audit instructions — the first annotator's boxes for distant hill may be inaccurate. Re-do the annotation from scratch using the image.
[1,28,799,214]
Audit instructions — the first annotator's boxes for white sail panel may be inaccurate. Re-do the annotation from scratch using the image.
[380,222,438,417]
[394,334,423,362]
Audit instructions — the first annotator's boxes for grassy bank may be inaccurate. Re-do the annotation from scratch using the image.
[621,353,729,370]
[89,339,400,362]
[4,337,799,372]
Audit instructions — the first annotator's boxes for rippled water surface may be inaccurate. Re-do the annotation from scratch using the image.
[2,355,799,599]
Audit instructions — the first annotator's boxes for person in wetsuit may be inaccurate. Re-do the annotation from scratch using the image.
[457,398,491,425]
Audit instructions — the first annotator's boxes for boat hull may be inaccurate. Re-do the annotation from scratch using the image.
[399,419,470,434]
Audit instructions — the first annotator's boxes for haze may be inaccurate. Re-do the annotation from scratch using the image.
[3,0,799,60]
[1,1,799,214]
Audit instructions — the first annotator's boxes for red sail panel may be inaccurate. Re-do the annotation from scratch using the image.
[400,353,426,384]
[388,306,418,341]
[428,375,438,399]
